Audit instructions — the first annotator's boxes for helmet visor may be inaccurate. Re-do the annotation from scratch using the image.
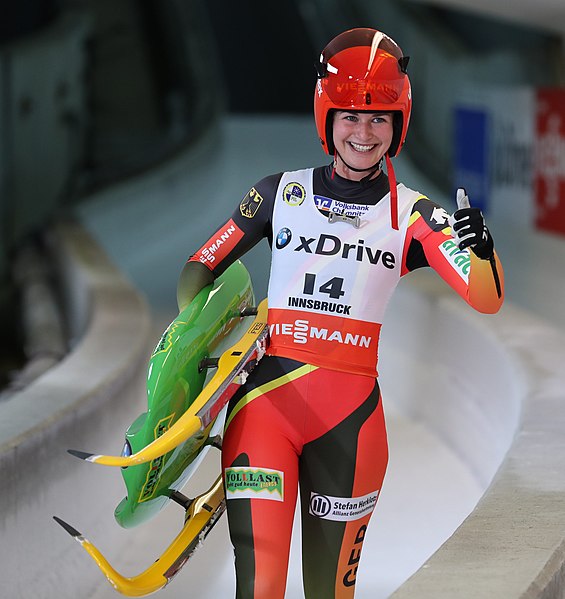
[320,29,408,107]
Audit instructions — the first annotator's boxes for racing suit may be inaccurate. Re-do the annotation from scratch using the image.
[185,165,504,598]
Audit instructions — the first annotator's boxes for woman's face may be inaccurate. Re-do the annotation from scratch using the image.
[332,111,394,181]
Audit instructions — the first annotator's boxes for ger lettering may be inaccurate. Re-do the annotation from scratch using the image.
[343,525,367,588]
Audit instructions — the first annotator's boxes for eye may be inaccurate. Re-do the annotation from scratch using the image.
[373,114,392,124]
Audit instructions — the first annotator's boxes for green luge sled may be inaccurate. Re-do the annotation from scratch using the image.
[115,260,254,528]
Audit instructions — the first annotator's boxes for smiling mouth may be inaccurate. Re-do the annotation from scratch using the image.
[349,142,376,153]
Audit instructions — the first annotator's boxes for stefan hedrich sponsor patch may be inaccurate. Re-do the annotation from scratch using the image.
[225,467,284,501]
[309,490,379,521]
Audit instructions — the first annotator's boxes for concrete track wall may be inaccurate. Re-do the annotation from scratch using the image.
[383,274,565,599]
[0,222,152,599]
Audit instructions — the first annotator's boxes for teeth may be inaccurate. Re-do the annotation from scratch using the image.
[350,142,375,152]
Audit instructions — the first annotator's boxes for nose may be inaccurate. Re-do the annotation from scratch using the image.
[355,119,373,141]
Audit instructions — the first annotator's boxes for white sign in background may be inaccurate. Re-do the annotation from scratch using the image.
[455,86,535,229]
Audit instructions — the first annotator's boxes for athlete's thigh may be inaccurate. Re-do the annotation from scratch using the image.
[222,356,308,599]
[299,373,388,599]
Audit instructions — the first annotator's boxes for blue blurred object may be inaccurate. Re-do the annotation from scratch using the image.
[453,107,490,213]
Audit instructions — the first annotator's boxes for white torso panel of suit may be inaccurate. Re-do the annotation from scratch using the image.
[266,167,423,377]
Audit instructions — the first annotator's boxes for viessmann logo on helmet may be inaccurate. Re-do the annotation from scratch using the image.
[276,229,396,268]
[334,80,401,102]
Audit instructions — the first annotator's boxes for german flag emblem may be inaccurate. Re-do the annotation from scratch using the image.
[240,187,264,218]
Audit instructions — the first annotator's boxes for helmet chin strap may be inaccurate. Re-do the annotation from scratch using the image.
[385,153,399,230]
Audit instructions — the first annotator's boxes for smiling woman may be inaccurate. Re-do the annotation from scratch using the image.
[332,111,394,180]
[175,27,505,599]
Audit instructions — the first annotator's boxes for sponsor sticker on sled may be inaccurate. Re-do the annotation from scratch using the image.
[152,321,185,356]
[225,467,284,501]
[439,239,470,283]
[139,414,175,502]
[309,490,379,521]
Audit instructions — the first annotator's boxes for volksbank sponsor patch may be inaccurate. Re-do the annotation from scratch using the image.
[314,195,371,218]
[439,239,471,283]
[225,467,284,501]
[309,490,379,521]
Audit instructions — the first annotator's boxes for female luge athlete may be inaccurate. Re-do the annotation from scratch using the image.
[177,27,503,599]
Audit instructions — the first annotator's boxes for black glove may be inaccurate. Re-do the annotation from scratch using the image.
[448,188,494,260]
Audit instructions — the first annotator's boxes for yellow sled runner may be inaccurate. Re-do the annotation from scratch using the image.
[54,475,225,596]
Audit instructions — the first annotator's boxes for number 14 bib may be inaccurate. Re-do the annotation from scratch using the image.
[266,168,418,377]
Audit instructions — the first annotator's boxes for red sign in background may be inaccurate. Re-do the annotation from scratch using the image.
[535,88,565,235]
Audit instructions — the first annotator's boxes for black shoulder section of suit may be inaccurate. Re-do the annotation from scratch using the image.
[313,164,390,206]
[253,173,283,208]
[411,197,450,233]
[233,172,283,244]
[405,239,429,271]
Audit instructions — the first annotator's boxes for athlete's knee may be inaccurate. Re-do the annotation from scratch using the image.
[233,554,287,599]
[230,525,289,599]
[252,577,287,599]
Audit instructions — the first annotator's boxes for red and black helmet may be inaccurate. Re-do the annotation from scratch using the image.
[314,28,412,158]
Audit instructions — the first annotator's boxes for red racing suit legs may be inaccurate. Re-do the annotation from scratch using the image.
[221,356,388,599]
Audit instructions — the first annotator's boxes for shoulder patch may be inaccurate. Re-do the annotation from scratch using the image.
[283,182,306,206]
[412,198,450,233]
[240,187,264,218]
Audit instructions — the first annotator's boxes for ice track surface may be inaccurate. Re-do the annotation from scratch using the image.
[77,115,500,598]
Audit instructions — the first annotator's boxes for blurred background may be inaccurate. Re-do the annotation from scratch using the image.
[1,2,565,597]
[1,0,564,394]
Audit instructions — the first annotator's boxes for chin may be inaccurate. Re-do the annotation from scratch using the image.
[350,158,379,170]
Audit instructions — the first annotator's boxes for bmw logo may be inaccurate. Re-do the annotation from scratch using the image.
[276,227,292,249]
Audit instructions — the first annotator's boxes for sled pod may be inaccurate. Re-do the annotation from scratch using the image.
[115,260,254,528]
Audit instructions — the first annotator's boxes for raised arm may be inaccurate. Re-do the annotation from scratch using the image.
[447,187,503,312]
[402,190,504,314]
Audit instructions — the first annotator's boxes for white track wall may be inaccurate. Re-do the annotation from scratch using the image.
[0,222,152,599]
[384,273,565,598]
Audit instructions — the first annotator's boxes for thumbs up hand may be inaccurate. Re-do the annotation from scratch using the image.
[448,188,494,259]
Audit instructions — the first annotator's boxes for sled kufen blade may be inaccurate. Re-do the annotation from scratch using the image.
[54,475,226,597]
[67,298,268,468]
